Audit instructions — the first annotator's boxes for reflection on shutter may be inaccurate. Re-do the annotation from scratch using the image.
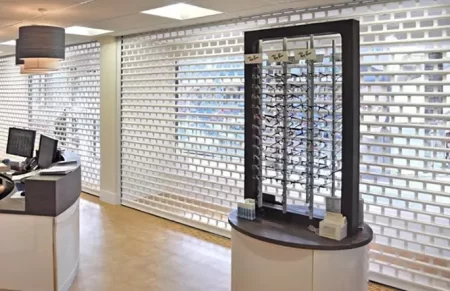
[120,1,449,290]
[0,42,101,194]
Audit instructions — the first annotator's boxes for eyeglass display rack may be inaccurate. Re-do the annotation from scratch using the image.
[229,20,372,291]
[244,20,362,236]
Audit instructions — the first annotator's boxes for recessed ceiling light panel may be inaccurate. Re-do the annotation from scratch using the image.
[0,40,16,46]
[141,3,222,20]
[65,26,112,36]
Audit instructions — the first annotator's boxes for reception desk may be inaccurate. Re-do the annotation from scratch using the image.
[0,165,81,291]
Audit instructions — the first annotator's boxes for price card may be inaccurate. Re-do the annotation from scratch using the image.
[268,51,289,62]
[293,49,316,61]
[244,54,262,64]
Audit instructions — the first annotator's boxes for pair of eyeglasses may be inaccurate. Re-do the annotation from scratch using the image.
[316,116,329,128]
[313,72,335,83]
[262,132,284,142]
[262,176,298,185]
[292,138,327,150]
[259,83,308,92]
[265,83,287,91]
[260,110,307,124]
[264,113,285,124]
[314,104,332,116]
[290,147,329,160]
[287,161,329,173]
[263,145,293,156]
[264,137,288,149]
[265,156,285,164]
[263,125,295,136]
[264,93,308,100]
[265,103,307,115]
[264,73,311,82]
[288,83,309,92]
[260,73,285,82]
[292,127,328,139]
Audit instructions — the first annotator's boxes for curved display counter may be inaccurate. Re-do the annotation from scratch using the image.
[0,165,81,291]
[229,210,373,291]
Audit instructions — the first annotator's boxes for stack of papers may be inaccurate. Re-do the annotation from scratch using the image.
[11,191,24,199]
[40,164,77,175]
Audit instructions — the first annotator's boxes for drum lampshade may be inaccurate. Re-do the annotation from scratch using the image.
[15,39,24,65]
[16,38,53,74]
[23,58,60,71]
[20,65,49,75]
[18,25,65,60]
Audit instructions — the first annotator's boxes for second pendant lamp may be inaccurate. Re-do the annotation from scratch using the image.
[17,25,65,73]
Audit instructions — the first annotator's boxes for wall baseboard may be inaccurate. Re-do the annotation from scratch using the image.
[100,190,120,205]
[369,272,424,291]
[82,187,100,197]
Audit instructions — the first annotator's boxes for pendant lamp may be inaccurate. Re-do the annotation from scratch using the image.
[18,25,65,72]
[15,39,24,66]
[15,38,48,75]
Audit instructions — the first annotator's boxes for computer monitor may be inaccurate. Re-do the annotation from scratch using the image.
[6,128,36,158]
[38,135,58,169]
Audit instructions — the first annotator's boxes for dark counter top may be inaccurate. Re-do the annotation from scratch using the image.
[229,209,373,250]
[0,165,81,217]
[0,193,25,213]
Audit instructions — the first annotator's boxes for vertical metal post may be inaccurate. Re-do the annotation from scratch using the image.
[307,35,315,219]
[305,39,310,215]
[331,40,337,197]
[282,37,288,214]
[257,40,264,209]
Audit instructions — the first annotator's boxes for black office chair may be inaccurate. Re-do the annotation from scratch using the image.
[0,173,15,201]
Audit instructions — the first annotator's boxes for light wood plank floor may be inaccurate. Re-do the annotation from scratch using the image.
[71,194,399,291]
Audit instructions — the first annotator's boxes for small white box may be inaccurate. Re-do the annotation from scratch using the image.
[237,199,256,220]
[319,212,347,241]
[325,197,365,229]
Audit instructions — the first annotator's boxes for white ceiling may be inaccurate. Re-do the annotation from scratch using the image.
[0,0,348,56]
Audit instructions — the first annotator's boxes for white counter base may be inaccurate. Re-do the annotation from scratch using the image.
[231,229,369,291]
[0,199,80,291]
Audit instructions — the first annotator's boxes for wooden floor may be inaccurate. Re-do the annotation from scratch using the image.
[71,194,398,291]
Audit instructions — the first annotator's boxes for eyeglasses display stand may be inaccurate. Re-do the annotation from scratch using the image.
[229,20,373,291]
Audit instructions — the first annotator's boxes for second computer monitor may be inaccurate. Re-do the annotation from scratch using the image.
[38,135,58,169]
[6,128,36,158]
